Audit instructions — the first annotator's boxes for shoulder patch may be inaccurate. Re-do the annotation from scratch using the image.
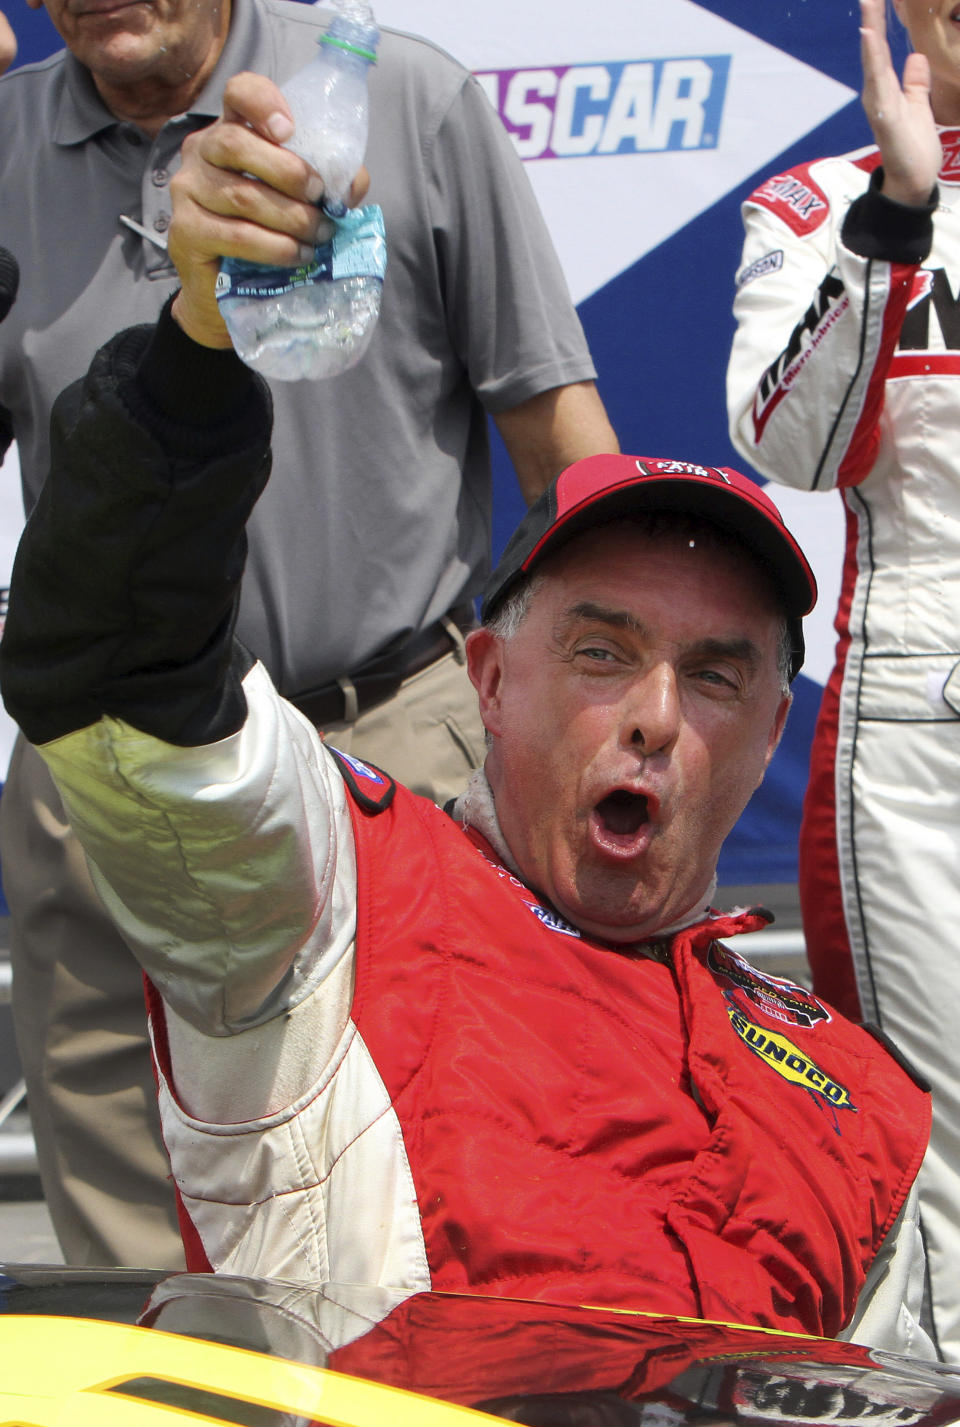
[749,162,830,236]
[329,747,396,814]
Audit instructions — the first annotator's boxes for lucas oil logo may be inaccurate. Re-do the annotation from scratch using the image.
[728,1002,856,1113]
[476,55,730,160]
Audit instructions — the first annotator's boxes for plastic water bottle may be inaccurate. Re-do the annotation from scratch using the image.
[216,0,385,382]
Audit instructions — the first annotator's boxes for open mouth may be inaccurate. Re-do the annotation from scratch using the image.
[595,789,649,838]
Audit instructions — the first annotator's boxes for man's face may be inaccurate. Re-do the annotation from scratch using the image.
[467,523,791,942]
[28,0,227,92]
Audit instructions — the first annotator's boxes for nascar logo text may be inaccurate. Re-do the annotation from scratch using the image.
[728,1005,856,1111]
[476,56,730,160]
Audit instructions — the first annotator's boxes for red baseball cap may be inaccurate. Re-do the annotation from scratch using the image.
[482,455,817,681]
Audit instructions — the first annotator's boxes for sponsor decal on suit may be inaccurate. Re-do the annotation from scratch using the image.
[726,997,856,1114]
[709,943,830,1028]
[736,250,783,289]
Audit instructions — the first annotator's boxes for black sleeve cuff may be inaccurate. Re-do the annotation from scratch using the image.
[114,292,272,460]
[841,166,937,265]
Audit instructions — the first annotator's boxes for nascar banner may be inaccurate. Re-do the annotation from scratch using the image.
[0,0,898,887]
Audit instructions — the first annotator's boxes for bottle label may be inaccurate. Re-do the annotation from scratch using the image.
[216,204,386,301]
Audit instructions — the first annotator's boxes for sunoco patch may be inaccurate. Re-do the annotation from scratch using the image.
[709,942,829,1028]
[727,999,856,1113]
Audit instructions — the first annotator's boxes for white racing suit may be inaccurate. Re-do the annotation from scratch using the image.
[727,133,960,1359]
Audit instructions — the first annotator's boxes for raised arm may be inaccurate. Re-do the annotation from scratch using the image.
[0,79,369,1035]
[727,0,938,493]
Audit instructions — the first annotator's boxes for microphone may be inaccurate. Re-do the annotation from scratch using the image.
[0,247,19,323]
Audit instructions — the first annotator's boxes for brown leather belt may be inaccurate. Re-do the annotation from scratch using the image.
[288,602,477,727]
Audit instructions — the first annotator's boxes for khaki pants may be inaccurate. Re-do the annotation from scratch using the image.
[0,649,484,1266]
[317,646,485,804]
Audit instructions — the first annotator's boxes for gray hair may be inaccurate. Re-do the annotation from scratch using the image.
[484,573,544,642]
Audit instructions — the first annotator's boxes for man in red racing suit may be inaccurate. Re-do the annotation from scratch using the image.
[0,69,936,1354]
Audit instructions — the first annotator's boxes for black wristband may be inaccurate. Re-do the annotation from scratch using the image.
[841,166,937,265]
[111,293,271,461]
[142,293,252,418]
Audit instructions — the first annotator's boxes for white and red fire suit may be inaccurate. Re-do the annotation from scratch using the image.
[727,134,960,1358]
[44,683,931,1346]
[0,312,935,1352]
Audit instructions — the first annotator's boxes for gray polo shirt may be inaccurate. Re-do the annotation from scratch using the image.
[0,0,597,689]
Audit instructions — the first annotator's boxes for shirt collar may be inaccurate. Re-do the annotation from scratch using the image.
[52,0,273,146]
[453,768,719,942]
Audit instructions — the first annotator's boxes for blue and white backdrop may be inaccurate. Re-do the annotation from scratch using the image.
[0,1,904,892]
